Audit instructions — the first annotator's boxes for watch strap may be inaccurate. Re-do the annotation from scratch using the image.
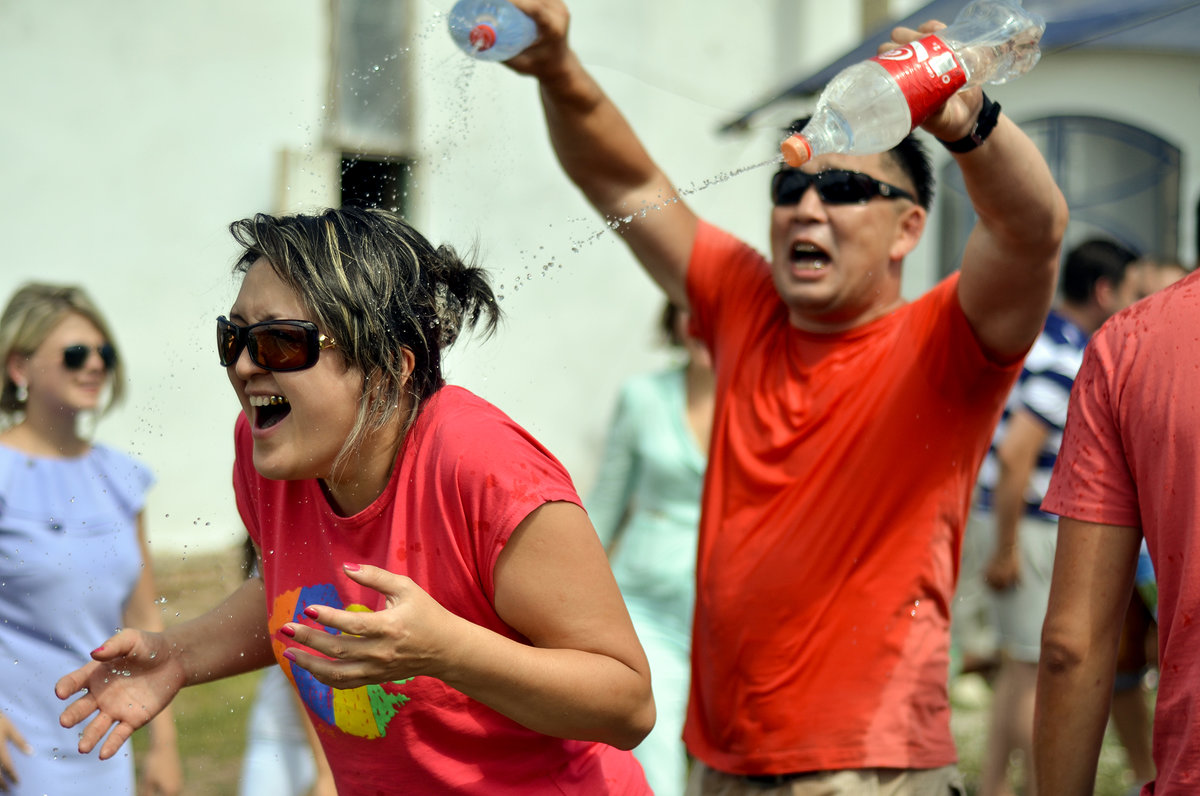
[939,92,1001,154]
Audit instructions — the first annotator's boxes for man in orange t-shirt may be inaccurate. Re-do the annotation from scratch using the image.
[503,3,1067,793]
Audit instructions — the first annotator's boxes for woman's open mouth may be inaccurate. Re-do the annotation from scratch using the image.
[250,394,291,429]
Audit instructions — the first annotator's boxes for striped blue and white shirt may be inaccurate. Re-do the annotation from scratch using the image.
[975,309,1088,520]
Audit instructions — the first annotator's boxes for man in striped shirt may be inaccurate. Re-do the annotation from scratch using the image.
[963,237,1141,796]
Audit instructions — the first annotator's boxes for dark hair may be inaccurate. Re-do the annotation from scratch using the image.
[1060,238,1141,304]
[659,301,685,348]
[784,118,934,209]
[228,207,501,462]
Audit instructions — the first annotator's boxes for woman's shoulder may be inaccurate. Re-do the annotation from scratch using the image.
[617,367,685,406]
[88,443,156,493]
[414,386,561,468]
[0,441,23,484]
[637,366,685,391]
[0,439,149,477]
[420,385,513,431]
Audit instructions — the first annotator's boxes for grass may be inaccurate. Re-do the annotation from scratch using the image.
[135,671,263,794]
[950,672,1146,795]
[131,547,1149,795]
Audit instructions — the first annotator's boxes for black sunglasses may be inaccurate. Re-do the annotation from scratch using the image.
[217,316,337,372]
[63,343,117,371]
[771,168,915,206]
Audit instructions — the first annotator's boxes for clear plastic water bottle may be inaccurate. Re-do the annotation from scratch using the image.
[781,0,1045,166]
[448,0,537,62]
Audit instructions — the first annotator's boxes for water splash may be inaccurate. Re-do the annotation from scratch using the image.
[676,155,784,199]
[567,154,784,251]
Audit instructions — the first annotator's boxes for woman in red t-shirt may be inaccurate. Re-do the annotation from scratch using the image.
[54,207,654,794]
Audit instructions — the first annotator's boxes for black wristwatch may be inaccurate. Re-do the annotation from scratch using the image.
[938,92,1001,154]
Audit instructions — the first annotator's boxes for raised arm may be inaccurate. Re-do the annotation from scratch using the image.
[898,22,1068,360]
[503,0,697,308]
[951,111,1067,360]
[1035,517,1141,794]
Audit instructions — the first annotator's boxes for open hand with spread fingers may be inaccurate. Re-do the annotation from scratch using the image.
[55,629,185,762]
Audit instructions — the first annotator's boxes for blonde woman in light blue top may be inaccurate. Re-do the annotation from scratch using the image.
[586,303,712,796]
[0,283,181,795]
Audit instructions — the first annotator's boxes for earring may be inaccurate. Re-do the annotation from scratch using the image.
[14,383,28,403]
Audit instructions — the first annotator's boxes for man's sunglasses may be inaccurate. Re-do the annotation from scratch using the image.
[63,343,117,371]
[770,168,915,206]
[217,316,337,372]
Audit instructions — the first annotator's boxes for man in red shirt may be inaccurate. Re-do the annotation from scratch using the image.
[503,3,1067,792]
[1038,271,1200,795]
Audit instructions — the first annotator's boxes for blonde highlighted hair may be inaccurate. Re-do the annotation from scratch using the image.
[227,206,501,471]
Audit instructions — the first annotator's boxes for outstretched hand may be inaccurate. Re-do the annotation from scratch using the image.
[55,629,185,761]
[884,21,985,143]
[280,564,467,690]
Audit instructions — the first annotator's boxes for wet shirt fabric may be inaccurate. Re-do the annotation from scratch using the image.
[233,385,650,795]
[0,443,153,795]
[1042,272,1200,795]
[682,221,1022,775]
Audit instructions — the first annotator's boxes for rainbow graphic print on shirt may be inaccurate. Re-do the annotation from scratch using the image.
[271,584,414,738]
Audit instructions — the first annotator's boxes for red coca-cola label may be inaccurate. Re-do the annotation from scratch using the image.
[870,33,966,127]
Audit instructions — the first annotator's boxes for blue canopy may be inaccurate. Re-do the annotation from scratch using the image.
[719,0,1200,132]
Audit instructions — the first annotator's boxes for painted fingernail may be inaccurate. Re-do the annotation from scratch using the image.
[343,562,361,572]
[279,625,296,638]
[303,606,320,619]
[91,646,105,656]
[282,649,296,662]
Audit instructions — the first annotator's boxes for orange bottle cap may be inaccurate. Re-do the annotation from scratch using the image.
[780,134,812,168]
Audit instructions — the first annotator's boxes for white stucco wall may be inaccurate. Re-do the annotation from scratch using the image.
[0,0,327,555]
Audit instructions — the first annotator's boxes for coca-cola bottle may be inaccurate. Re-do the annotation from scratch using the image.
[781,0,1044,166]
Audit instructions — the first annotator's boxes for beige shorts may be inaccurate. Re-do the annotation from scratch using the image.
[685,761,965,796]
[983,511,1058,663]
[951,510,1001,665]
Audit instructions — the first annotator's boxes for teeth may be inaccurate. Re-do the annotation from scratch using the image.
[249,395,289,407]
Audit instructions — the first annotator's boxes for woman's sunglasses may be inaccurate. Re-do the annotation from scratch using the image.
[63,343,117,371]
[770,168,915,206]
[217,316,337,372]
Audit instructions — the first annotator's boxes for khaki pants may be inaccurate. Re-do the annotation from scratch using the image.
[685,761,965,796]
